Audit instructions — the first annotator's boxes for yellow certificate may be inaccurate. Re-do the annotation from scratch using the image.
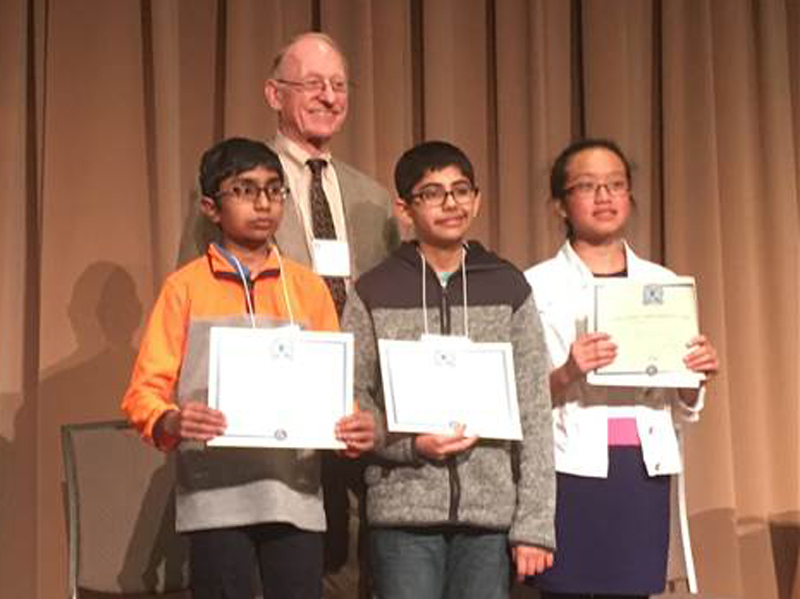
[587,277,703,388]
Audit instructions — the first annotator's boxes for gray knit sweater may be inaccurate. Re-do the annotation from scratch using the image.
[342,241,556,549]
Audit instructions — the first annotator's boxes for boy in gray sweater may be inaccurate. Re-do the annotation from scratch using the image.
[342,141,555,599]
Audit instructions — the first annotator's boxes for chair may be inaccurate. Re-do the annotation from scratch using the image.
[62,420,190,598]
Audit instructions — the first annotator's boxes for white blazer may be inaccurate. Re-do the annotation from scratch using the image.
[525,241,704,478]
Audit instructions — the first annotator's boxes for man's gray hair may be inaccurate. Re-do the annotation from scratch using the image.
[270,32,348,78]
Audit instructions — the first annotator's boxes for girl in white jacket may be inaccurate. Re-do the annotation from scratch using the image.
[524,139,719,599]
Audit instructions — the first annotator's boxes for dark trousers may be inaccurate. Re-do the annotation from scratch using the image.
[188,523,323,599]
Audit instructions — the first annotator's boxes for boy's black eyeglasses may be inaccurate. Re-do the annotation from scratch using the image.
[216,181,290,205]
[410,183,478,208]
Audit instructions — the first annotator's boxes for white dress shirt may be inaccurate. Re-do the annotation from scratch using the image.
[272,132,349,254]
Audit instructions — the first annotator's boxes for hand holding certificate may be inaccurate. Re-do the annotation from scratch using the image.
[206,326,354,448]
[587,277,704,388]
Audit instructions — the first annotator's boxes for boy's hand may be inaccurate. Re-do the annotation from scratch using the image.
[335,409,375,458]
[160,401,227,442]
[413,424,478,460]
[511,545,553,580]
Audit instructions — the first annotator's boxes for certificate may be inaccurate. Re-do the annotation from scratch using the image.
[207,327,353,448]
[587,277,703,388]
[378,337,522,440]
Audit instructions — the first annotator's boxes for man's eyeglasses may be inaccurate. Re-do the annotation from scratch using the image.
[565,179,630,199]
[216,180,290,205]
[275,77,349,95]
[409,183,477,208]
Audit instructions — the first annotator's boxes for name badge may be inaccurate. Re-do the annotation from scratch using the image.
[312,239,351,277]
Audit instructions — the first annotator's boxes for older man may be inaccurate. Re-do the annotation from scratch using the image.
[182,33,394,289]
[180,32,395,599]
[264,33,395,309]
[265,32,394,599]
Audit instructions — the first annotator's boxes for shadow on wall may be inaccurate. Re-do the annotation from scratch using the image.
[116,454,188,593]
[691,508,800,599]
[35,262,146,597]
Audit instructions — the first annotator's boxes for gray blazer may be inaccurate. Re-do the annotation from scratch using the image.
[273,158,397,279]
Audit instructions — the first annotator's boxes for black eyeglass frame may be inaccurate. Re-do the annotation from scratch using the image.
[215,181,291,205]
[564,179,630,198]
[408,183,479,208]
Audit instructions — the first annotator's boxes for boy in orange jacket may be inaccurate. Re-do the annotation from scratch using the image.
[122,137,374,599]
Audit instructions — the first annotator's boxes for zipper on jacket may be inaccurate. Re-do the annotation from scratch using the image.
[439,276,451,335]
[438,274,461,522]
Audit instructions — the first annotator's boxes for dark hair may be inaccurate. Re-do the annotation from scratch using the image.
[394,141,476,202]
[199,137,284,201]
[550,138,632,200]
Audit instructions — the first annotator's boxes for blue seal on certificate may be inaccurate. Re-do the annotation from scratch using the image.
[434,350,456,367]
[643,284,664,305]
[272,339,293,360]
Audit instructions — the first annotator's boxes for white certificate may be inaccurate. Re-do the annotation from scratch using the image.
[207,327,353,448]
[378,337,522,440]
[587,277,703,388]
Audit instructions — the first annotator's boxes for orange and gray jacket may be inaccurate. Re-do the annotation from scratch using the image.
[122,243,338,532]
[342,240,556,550]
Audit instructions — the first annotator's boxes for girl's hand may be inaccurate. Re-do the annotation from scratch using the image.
[563,332,617,383]
[683,334,719,379]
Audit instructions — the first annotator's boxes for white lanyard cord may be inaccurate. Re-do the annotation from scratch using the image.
[229,245,296,329]
[418,244,469,337]
[273,245,296,326]
[420,250,429,336]
[460,242,469,337]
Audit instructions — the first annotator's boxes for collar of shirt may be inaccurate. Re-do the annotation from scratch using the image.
[273,131,333,169]
[559,239,644,283]
[272,132,348,246]
[208,242,281,280]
